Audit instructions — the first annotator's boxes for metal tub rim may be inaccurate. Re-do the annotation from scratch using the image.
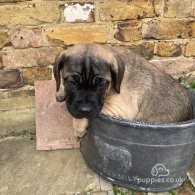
[98,114,195,130]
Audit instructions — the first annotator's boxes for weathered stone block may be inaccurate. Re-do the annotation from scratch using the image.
[0,0,30,2]
[22,67,52,85]
[142,20,193,40]
[9,27,47,49]
[156,42,182,57]
[150,58,195,75]
[99,0,155,21]
[0,96,34,110]
[0,69,23,89]
[191,22,195,37]
[164,0,192,18]
[64,3,94,23]
[35,80,80,150]
[45,25,107,45]
[99,177,113,191]
[0,3,60,25]
[129,42,154,60]
[0,30,10,49]
[0,89,35,99]
[0,53,2,69]
[0,96,35,134]
[114,21,142,42]
[154,0,164,16]
[185,40,195,57]
[2,47,57,68]
[192,1,195,17]
[193,9,195,17]
[0,108,35,134]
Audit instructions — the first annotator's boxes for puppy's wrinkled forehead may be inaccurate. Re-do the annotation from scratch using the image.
[63,44,116,78]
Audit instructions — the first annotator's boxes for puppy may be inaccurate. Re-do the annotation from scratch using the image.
[53,44,194,138]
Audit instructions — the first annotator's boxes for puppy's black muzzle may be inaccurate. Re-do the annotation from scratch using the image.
[66,100,102,119]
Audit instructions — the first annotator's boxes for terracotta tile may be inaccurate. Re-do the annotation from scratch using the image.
[35,80,80,150]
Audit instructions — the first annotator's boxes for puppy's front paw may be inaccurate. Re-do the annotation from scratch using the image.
[73,118,88,141]
[74,130,86,141]
[56,91,66,102]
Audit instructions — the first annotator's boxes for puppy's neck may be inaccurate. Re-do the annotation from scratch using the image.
[101,90,139,120]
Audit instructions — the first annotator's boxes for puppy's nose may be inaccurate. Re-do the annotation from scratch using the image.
[80,106,92,113]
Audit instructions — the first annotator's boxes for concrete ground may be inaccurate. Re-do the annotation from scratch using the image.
[0,136,194,195]
[0,136,113,195]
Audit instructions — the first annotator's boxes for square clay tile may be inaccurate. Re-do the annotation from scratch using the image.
[35,80,80,150]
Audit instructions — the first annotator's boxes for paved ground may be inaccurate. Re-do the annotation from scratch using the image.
[0,136,194,195]
[0,136,113,195]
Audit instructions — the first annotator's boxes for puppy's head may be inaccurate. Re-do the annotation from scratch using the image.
[53,44,125,119]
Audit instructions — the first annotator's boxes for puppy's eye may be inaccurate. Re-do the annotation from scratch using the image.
[66,75,80,86]
[73,75,80,83]
[95,77,107,87]
[69,80,76,85]
[95,77,102,85]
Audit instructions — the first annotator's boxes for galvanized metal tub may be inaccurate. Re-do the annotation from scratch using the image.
[81,90,195,192]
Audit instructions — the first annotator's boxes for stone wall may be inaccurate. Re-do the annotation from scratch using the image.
[0,0,195,135]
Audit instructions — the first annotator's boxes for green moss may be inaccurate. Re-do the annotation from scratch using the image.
[169,190,176,195]
[188,179,195,193]
[113,185,145,195]
[179,73,195,90]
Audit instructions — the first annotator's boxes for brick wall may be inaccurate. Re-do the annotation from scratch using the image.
[0,0,195,135]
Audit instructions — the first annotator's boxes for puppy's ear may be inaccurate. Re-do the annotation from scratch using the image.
[110,55,125,93]
[53,51,67,92]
